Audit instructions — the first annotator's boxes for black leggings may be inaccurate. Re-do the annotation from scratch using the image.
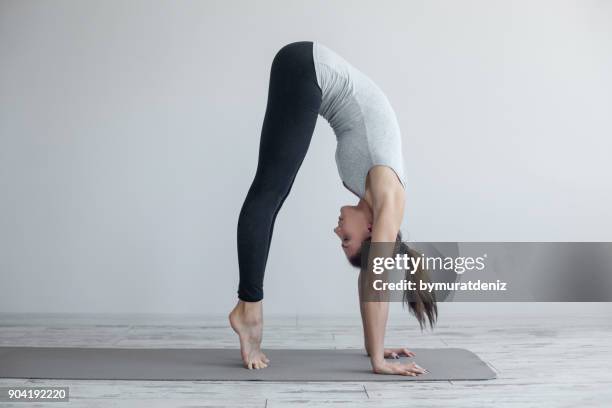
[237,41,322,302]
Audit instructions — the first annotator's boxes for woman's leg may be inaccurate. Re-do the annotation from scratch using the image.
[237,41,322,302]
[230,41,321,369]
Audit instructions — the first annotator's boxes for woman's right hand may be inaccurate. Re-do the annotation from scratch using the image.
[372,360,427,376]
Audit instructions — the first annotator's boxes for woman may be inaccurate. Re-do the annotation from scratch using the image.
[229,41,437,376]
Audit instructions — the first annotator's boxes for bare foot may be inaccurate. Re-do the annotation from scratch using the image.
[229,300,269,369]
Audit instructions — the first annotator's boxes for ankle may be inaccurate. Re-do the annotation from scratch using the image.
[236,300,263,324]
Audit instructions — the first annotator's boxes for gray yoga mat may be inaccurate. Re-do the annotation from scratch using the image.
[0,347,495,381]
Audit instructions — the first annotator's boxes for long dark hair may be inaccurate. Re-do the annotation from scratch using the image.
[349,232,438,329]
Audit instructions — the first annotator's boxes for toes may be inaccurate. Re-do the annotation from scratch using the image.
[253,360,268,369]
[261,353,270,364]
[243,351,269,370]
[246,358,268,370]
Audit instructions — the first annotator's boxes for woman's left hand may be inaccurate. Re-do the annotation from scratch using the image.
[384,348,415,359]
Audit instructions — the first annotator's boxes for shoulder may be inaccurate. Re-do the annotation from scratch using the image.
[367,165,404,192]
[366,165,405,210]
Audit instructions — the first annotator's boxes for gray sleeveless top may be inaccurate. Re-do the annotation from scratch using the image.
[312,41,406,198]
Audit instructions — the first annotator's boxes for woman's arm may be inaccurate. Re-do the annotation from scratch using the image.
[362,167,403,367]
[360,166,424,375]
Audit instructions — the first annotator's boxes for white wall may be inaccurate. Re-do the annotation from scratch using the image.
[1,0,611,315]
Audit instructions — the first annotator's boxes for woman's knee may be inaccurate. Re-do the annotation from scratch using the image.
[244,175,286,201]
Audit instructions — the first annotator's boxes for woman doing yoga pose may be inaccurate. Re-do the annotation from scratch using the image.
[229,41,437,376]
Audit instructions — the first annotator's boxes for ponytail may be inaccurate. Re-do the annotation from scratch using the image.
[397,237,437,329]
[349,232,438,329]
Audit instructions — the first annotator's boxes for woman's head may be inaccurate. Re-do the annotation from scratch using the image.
[333,204,372,260]
[347,231,438,329]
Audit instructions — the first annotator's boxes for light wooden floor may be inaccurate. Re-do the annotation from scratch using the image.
[1,312,611,407]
